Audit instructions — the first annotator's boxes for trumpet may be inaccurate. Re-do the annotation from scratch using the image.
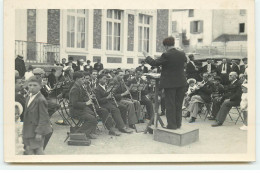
[82,83,99,118]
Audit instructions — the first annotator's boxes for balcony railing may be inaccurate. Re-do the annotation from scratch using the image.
[15,40,60,64]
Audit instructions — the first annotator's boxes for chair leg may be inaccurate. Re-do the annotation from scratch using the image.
[235,107,244,125]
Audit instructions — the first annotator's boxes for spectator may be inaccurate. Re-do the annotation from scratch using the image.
[183,73,213,123]
[211,72,242,127]
[240,57,248,74]
[202,58,216,74]
[93,59,104,72]
[65,57,77,71]
[61,58,67,67]
[186,54,200,81]
[85,60,93,73]
[208,76,225,120]
[15,55,26,78]
[217,58,231,85]
[230,59,240,75]
[239,83,248,130]
[24,65,34,81]
[48,69,57,89]
[182,78,197,110]
[136,60,148,73]
[75,59,85,72]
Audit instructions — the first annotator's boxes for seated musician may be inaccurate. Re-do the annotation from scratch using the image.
[90,70,98,88]
[68,71,98,139]
[82,72,120,136]
[208,76,225,120]
[127,69,154,120]
[95,74,133,133]
[211,72,242,127]
[183,73,213,123]
[112,71,142,127]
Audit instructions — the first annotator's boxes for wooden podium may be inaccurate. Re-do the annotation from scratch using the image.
[144,73,199,146]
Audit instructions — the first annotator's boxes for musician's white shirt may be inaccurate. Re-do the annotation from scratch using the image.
[27,91,40,107]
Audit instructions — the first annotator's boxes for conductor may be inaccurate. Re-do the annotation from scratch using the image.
[143,36,187,130]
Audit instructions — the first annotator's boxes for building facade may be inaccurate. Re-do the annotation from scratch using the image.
[171,9,247,58]
[15,9,172,68]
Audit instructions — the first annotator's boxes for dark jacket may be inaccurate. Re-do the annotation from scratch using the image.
[217,63,231,75]
[136,65,148,73]
[145,48,187,88]
[231,64,240,75]
[191,81,213,103]
[69,81,91,117]
[186,61,200,80]
[22,93,52,139]
[84,65,93,73]
[222,79,242,104]
[15,57,26,77]
[48,73,57,88]
[95,84,121,105]
[93,63,104,72]
[201,64,217,73]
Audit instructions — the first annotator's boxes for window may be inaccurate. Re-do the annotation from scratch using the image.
[67,9,86,48]
[107,57,122,63]
[240,10,246,16]
[198,38,203,43]
[106,10,122,51]
[172,21,177,33]
[239,23,245,33]
[127,58,134,64]
[138,14,151,52]
[188,9,194,17]
[190,20,203,34]
[93,56,101,63]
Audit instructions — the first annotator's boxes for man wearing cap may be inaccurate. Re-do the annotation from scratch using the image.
[217,58,231,86]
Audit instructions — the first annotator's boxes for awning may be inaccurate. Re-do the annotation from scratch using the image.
[213,34,247,42]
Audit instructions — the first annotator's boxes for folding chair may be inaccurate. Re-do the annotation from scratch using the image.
[196,102,212,120]
[228,106,244,124]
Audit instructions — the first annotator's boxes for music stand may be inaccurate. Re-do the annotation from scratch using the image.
[143,74,165,133]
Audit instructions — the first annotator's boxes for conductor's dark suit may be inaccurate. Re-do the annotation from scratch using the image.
[145,48,187,129]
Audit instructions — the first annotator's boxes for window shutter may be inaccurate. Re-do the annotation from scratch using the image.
[190,21,194,33]
[199,20,203,33]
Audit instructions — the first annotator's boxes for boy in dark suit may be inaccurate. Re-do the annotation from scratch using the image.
[136,61,148,73]
[23,76,53,155]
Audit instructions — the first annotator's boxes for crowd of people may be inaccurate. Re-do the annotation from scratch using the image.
[14,37,248,155]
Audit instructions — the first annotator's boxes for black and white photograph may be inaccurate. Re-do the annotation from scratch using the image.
[4,0,255,163]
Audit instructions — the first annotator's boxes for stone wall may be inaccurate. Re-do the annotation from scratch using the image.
[156,10,169,53]
[93,9,102,49]
[47,9,60,45]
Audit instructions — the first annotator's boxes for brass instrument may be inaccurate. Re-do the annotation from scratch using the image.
[82,84,99,118]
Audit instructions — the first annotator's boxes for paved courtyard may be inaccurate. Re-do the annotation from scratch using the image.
[45,108,247,155]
